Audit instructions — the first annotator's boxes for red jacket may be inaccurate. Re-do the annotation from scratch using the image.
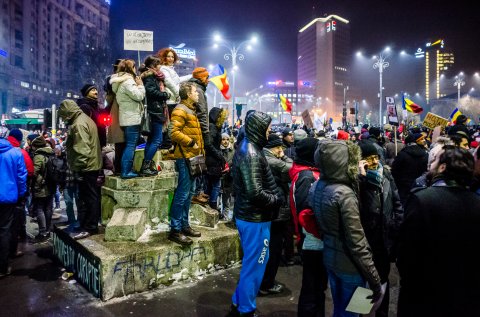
[7,136,34,177]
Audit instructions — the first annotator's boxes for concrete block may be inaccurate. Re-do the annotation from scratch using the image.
[190,204,219,228]
[105,208,147,241]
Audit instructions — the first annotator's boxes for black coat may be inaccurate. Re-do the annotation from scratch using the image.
[391,144,428,204]
[396,182,480,317]
[77,97,107,147]
[232,112,283,222]
[142,71,169,123]
[205,107,226,176]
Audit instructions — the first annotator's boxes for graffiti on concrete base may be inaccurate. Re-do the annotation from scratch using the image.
[113,246,207,283]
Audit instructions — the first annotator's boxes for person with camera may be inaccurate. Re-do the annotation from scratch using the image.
[168,82,204,246]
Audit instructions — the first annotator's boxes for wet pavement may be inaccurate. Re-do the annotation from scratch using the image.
[0,208,399,316]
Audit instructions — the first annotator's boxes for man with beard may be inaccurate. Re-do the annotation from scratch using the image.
[396,146,480,317]
[77,84,107,147]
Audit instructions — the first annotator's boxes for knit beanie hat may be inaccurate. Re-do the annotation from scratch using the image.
[9,129,23,142]
[192,67,209,83]
[80,84,96,97]
[282,127,293,137]
[32,136,47,148]
[337,130,350,140]
[369,127,381,138]
[456,114,467,125]
[293,129,307,141]
[359,143,378,158]
[265,134,284,148]
[221,133,230,139]
[27,133,39,142]
[295,137,318,164]
[413,133,425,144]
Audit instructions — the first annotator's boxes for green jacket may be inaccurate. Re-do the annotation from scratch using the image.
[59,99,102,172]
[33,146,54,197]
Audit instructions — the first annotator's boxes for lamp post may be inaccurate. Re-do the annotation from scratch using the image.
[342,86,349,129]
[214,34,257,126]
[373,52,389,126]
[453,73,465,103]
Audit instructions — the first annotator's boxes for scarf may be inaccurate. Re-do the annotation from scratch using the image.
[366,163,384,188]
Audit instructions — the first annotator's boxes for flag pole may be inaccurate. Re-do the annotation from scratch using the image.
[394,126,398,156]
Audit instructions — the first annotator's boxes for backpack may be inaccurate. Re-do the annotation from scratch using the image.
[42,154,67,190]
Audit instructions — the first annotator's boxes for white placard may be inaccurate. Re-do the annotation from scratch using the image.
[124,29,153,52]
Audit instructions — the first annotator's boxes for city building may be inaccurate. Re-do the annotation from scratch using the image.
[414,39,455,104]
[297,14,351,121]
[0,0,110,115]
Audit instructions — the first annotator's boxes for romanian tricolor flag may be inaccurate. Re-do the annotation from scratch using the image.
[449,107,471,124]
[402,95,423,114]
[277,94,292,113]
[209,64,230,100]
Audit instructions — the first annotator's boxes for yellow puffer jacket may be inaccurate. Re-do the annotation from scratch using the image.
[169,102,204,159]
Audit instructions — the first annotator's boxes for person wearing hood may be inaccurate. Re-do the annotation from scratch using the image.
[205,107,228,211]
[288,137,329,317]
[7,129,33,256]
[109,59,146,178]
[31,136,55,243]
[58,99,102,240]
[139,55,170,176]
[220,133,234,217]
[227,111,284,317]
[358,143,403,317]
[391,133,429,205]
[447,114,469,137]
[0,137,27,278]
[77,83,107,147]
[311,139,383,316]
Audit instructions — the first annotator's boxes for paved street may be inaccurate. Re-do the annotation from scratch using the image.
[0,207,399,317]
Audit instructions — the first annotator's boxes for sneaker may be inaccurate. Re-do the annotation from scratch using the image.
[0,266,12,279]
[182,226,201,237]
[258,283,284,295]
[191,195,208,204]
[31,234,49,244]
[52,212,62,220]
[168,231,193,245]
[73,231,90,240]
[54,208,62,213]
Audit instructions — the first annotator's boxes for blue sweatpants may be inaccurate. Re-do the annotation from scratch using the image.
[232,219,271,314]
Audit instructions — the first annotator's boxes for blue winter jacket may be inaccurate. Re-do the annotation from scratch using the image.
[0,138,27,203]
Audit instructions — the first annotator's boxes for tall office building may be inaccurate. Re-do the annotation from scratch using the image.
[0,0,110,115]
[297,15,350,121]
[414,39,455,104]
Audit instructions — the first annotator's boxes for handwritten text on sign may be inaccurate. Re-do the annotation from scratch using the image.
[422,112,449,130]
[124,29,153,51]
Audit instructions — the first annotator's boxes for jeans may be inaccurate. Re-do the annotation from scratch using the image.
[194,175,207,196]
[170,159,195,231]
[54,186,61,209]
[64,185,79,226]
[327,269,366,317]
[0,203,15,273]
[232,219,271,314]
[121,125,140,173]
[144,120,163,161]
[206,175,221,205]
[35,196,53,235]
[298,250,328,317]
[77,171,100,233]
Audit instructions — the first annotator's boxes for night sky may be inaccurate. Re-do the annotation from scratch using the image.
[110,0,479,100]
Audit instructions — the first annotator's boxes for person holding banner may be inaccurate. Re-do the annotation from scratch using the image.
[110,59,146,179]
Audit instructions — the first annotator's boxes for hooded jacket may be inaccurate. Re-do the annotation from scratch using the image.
[32,146,54,197]
[232,111,282,222]
[206,107,228,175]
[169,101,204,159]
[110,72,145,127]
[77,97,107,147]
[312,139,381,292]
[7,136,34,177]
[160,65,191,104]
[58,100,102,172]
[188,78,209,134]
[0,138,27,203]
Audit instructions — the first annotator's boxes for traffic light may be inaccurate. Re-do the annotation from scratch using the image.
[98,113,112,127]
[350,108,355,115]
[43,108,52,129]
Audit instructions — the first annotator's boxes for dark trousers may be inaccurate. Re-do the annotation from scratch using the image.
[114,142,126,175]
[9,199,26,257]
[0,204,15,273]
[77,171,100,233]
[298,250,328,317]
[260,220,284,290]
[283,218,295,260]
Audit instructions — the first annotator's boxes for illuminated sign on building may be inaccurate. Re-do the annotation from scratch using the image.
[415,48,425,58]
[169,43,196,60]
[426,39,444,49]
[267,80,295,87]
[326,21,337,32]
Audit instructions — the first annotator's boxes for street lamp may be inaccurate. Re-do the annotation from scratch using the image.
[342,86,349,129]
[213,33,258,126]
[453,73,465,103]
[373,51,389,126]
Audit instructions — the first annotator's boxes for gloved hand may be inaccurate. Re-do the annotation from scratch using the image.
[367,283,385,304]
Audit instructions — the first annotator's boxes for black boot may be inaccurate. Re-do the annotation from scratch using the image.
[140,160,157,177]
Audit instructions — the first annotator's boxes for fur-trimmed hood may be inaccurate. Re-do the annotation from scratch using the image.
[109,72,135,93]
[314,139,361,186]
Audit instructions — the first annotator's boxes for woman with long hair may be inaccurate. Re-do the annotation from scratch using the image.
[109,59,145,178]
[139,55,170,176]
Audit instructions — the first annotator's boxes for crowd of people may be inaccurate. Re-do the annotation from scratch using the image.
[1,48,480,317]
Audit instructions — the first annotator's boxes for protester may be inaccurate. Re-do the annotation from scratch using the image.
[58,99,102,240]
[220,133,234,218]
[312,139,383,316]
[227,111,283,317]
[77,83,107,147]
[396,147,480,316]
[110,59,146,178]
[168,82,204,245]
[0,137,27,278]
